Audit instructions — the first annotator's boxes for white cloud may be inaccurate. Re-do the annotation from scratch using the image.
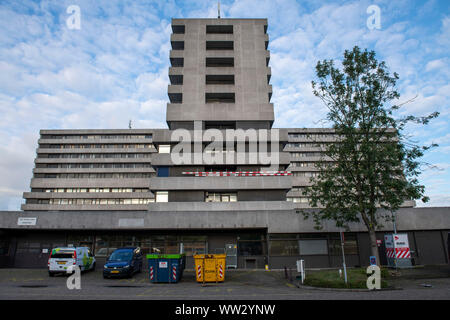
[425,59,447,72]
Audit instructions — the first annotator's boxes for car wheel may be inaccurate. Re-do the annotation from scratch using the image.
[91,262,96,271]
[49,272,54,277]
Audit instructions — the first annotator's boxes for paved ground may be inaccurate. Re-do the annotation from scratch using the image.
[0,266,449,300]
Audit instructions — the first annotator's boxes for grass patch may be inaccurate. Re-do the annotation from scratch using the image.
[302,267,391,289]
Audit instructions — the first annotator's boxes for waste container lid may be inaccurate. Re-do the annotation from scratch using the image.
[146,254,185,259]
[193,254,226,259]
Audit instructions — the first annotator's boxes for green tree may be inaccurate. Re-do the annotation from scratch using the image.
[303,46,439,264]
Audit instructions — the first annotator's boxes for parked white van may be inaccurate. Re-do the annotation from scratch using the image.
[48,247,96,276]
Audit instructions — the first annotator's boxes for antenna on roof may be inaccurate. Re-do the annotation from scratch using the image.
[218,0,221,18]
[128,120,132,129]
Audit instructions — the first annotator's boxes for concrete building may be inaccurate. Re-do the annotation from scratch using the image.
[0,18,449,269]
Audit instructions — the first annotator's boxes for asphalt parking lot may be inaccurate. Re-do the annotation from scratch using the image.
[0,267,449,300]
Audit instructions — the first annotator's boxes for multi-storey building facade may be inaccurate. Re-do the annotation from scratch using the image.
[0,18,448,269]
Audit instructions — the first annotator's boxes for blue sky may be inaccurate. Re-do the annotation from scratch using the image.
[0,0,449,210]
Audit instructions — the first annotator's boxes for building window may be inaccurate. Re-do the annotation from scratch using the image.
[156,191,169,202]
[171,41,184,50]
[206,25,233,34]
[238,241,263,256]
[328,233,358,255]
[205,192,237,202]
[206,74,234,85]
[298,239,328,255]
[206,41,233,50]
[157,167,170,177]
[206,57,234,67]
[269,240,299,256]
[158,145,171,154]
[287,197,309,203]
[205,92,235,103]
[172,24,185,34]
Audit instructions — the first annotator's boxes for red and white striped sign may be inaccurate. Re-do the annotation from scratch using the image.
[218,264,223,279]
[395,248,411,259]
[172,266,177,281]
[149,266,154,280]
[182,171,292,177]
[197,265,202,280]
[386,248,411,259]
[386,248,395,258]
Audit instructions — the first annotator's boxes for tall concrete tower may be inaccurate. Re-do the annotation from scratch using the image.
[167,18,273,130]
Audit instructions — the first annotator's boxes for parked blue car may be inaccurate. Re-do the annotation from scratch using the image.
[103,247,143,279]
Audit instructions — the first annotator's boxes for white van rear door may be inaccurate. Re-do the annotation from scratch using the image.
[49,249,75,271]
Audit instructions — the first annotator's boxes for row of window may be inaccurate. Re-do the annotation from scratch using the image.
[269,238,358,256]
[157,145,276,154]
[41,198,154,205]
[172,24,268,35]
[291,172,320,177]
[42,144,155,149]
[31,191,293,204]
[35,173,154,179]
[170,74,236,86]
[37,187,307,195]
[288,133,334,139]
[285,143,328,148]
[290,162,316,167]
[172,25,235,34]
[291,152,323,158]
[205,192,237,202]
[287,197,310,203]
[41,188,149,193]
[11,235,357,257]
[36,171,321,179]
[42,163,152,169]
[41,135,152,140]
[168,92,238,104]
[172,41,235,51]
[44,153,152,159]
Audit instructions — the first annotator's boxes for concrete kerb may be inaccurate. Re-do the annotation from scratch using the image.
[280,267,406,292]
[287,265,450,291]
[294,281,403,292]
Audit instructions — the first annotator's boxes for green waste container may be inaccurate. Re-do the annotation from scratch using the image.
[147,254,186,283]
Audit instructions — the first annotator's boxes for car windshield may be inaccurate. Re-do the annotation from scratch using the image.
[108,251,133,262]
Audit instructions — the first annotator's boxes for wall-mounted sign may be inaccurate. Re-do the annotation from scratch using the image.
[17,217,37,226]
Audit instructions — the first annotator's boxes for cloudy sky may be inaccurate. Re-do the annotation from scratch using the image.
[0,0,449,210]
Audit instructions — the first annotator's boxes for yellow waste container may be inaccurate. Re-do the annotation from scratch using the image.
[193,254,226,283]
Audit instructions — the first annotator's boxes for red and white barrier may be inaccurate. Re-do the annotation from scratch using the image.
[395,248,411,259]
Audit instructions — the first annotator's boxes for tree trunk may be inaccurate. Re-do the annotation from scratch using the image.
[368,228,380,266]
